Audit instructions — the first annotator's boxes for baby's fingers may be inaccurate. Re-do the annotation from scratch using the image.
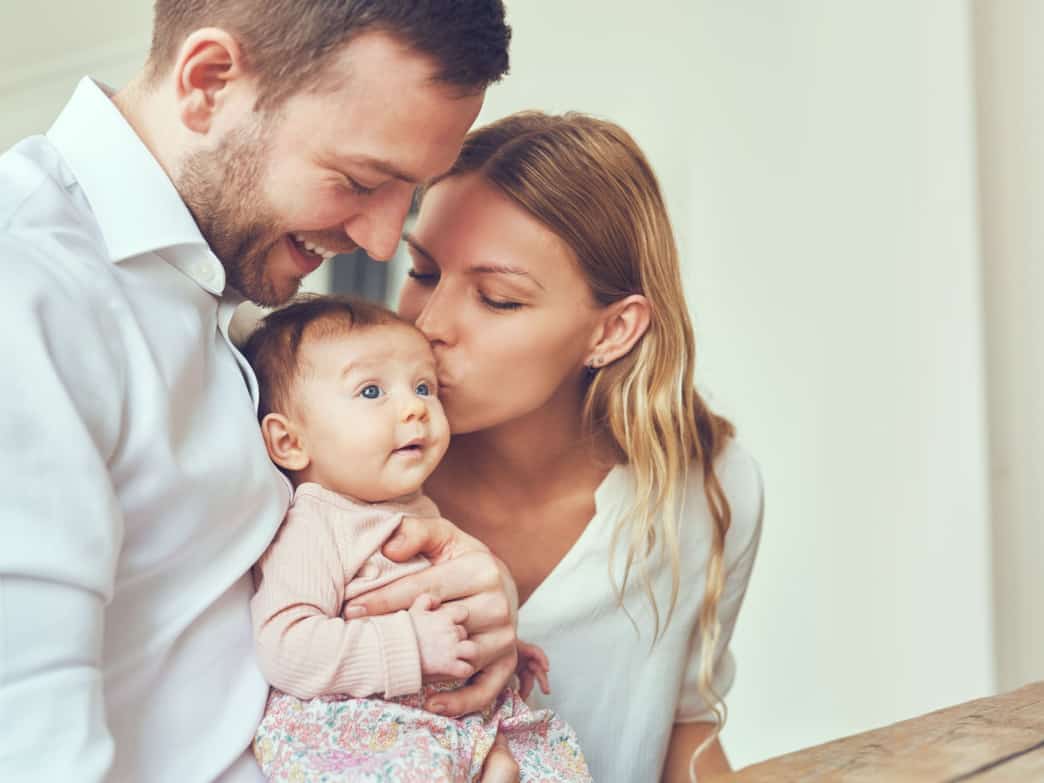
[447,659,476,680]
[457,640,480,661]
[520,642,550,672]
[409,593,436,613]
[518,669,534,700]
[531,661,551,695]
[443,603,470,625]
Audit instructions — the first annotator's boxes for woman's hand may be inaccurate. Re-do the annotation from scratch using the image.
[345,515,519,717]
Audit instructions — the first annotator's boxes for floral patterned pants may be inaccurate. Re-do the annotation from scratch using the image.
[254,684,592,783]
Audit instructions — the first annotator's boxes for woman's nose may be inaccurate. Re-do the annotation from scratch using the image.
[414,287,453,346]
[401,395,429,423]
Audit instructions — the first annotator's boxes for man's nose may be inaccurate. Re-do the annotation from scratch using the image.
[342,181,416,261]
[401,395,429,423]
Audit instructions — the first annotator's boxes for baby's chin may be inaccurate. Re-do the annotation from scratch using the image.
[346,480,428,504]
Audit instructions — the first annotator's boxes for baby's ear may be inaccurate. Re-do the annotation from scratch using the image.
[260,413,310,472]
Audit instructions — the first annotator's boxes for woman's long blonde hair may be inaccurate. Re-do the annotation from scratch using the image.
[439,112,735,760]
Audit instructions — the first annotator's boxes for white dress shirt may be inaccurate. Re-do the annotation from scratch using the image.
[0,78,291,782]
[519,439,764,783]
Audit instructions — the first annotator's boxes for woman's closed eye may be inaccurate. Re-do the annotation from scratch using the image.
[479,292,524,311]
[407,267,439,285]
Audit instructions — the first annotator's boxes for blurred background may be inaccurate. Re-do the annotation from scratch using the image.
[3,0,1042,769]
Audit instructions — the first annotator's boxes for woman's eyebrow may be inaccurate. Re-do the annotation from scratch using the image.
[403,233,545,290]
[470,264,545,290]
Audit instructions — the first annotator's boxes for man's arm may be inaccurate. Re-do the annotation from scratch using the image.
[0,242,126,781]
[345,515,519,717]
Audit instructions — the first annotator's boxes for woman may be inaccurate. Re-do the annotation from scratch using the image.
[390,112,765,782]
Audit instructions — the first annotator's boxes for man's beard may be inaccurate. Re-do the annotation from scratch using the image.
[177,122,297,307]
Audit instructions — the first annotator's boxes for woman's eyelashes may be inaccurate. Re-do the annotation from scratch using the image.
[405,262,523,311]
[407,267,439,284]
[479,293,523,311]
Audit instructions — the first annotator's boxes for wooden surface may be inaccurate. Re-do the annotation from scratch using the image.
[719,682,1044,782]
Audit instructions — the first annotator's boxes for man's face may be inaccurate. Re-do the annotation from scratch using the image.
[178,32,484,306]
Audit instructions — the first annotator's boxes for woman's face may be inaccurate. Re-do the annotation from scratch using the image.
[398,174,604,434]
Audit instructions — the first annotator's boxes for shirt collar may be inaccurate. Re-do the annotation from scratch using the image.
[47,77,227,295]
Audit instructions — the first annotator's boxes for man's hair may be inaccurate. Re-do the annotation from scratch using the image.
[242,294,412,419]
[147,0,511,107]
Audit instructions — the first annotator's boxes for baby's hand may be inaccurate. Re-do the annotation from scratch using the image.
[409,594,478,681]
[515,639,551,700]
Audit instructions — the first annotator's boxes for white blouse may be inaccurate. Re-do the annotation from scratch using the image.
[518,439,764,783]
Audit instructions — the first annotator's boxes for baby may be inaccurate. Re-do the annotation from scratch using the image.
[243,295,591,783]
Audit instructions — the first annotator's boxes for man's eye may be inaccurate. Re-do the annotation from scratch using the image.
[360,384,382,399]
[345,177,377,197]
[415,382,431,396]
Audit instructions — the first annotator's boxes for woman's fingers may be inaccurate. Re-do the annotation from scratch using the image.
[382,515,488,564]
[346,552,503,615]
[426,650,517,717]
[464,625,518,672]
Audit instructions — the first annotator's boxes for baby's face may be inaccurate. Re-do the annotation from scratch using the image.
[291,324,450,502]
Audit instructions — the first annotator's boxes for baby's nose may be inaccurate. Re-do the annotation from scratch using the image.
[401,396,429,423]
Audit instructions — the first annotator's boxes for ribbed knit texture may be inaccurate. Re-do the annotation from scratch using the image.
[251,482,436,700]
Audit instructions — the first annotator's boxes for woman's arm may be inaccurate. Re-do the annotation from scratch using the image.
[662,723,731,782]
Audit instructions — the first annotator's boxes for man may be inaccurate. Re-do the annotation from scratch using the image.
[0,2,516,780]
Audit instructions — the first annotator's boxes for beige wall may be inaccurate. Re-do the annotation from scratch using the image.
[0,4,151,148]
[973,0,1044,694]
[3,0,1036,770]
[477,0,994,767]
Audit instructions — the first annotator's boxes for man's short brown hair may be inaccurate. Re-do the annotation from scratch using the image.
[242,294,412,419]
[147,0,510,108]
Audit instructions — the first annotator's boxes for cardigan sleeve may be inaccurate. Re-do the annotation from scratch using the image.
[251,500,422,699]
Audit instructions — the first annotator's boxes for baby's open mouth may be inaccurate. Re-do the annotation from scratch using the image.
[394,438,425,455]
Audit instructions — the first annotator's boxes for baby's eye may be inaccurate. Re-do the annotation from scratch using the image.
[415,382,432,397]
[360,384,382,399]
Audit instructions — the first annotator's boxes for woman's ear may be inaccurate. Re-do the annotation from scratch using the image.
[172,28,249,134]
[586,294,651,369]
[260,413,310,473]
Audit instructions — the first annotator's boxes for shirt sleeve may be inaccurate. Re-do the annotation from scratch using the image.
[251,504,422,700]
[675,455,765,723]
[0,239,127,781]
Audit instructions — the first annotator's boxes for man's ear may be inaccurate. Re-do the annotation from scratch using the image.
[585,294,651,370]
[260,413,310,472]
[172,28,248,134]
